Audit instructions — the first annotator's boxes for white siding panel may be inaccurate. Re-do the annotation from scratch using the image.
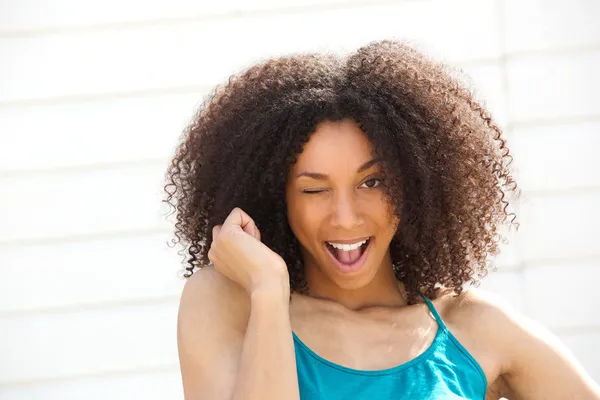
[0,93,203,171]
[0,233,184,313]
[0,0,358,33]
[510,122,600,192]
[0,1,500,103]
[506,51,600,123]
[475,270,524,312]
[503,0,600,54]
[524,263,600,330]
[558,330,600,385]
[0,370,182,400]
[461,63,507,126]
[518,192,600,262]
[0,301,179,384]
[0,163,169,242]
[489,225,521,270]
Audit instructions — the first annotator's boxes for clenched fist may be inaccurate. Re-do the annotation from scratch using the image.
[208,208,290,296]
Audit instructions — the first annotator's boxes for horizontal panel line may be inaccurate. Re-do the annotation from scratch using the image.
[507,114,600,130]
[0,0,427,39]
[0,157,170,178]
[479,254,600,273]
[0,363,179,390]
[0,294,181,320]
[0,85,210,109]
[488,253,600,272]
[553,325,600,336]
[520,185,600,198]
[523,253,600,269]
[487,263,524,273]
[0,227,175,248]
[506,43,600,61]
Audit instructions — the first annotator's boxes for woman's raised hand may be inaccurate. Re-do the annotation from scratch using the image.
[208,207,289,296]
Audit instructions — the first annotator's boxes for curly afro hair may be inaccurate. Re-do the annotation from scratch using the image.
[163,40,519,304]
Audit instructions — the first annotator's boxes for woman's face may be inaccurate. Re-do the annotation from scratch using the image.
[286,119,400,291]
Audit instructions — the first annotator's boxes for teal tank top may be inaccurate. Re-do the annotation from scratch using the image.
[293,295,487,399]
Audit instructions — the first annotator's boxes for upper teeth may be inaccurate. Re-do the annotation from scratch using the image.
[327,239,368,251]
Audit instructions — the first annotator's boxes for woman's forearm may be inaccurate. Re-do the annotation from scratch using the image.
[231,285,300,400]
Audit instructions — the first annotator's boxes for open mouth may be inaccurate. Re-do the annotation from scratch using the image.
[324,237,373,273]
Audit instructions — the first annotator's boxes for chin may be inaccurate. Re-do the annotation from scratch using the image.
[327,271,379,291]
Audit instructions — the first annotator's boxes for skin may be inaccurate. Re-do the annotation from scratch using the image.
[178,119,600,399]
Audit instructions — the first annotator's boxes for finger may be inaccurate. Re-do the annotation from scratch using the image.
[222,207,251,229]
[212,225,222,242]
[223,207,260,239]
[241,217,260,240]
[207,247,215,265]
[254,225,261,242]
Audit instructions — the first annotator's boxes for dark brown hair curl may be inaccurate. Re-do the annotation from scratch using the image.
[163,40,519,303]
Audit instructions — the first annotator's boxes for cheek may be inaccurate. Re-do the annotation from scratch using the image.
[374,198,400,234]
[287,196,325,241]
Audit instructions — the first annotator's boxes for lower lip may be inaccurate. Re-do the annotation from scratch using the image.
[323,237,374,274]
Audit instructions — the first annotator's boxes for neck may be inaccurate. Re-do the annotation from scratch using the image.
[303,252,407,311]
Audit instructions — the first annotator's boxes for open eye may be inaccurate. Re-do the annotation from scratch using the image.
[360,178,382,189]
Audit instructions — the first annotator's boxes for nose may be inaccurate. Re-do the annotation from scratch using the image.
[330,190,365,230]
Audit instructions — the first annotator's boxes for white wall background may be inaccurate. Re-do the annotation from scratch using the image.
[1,0,599,398]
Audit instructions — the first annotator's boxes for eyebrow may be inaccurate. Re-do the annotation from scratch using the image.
[295,158,381,180]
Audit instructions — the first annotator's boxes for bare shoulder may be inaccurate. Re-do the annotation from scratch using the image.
[441,288,600,399]
[442,287,551,354]
[442,288,525,366]
[178,266,250,399]
[444,288,516,330]
[429,288,522,394]
[178,266,250,333]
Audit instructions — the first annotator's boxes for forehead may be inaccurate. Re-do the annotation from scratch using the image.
[293,119,374,169]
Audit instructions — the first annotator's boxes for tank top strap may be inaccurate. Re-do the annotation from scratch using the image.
[418,291,448,332]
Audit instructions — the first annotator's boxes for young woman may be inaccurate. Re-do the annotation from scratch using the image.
[164,40,600,399]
